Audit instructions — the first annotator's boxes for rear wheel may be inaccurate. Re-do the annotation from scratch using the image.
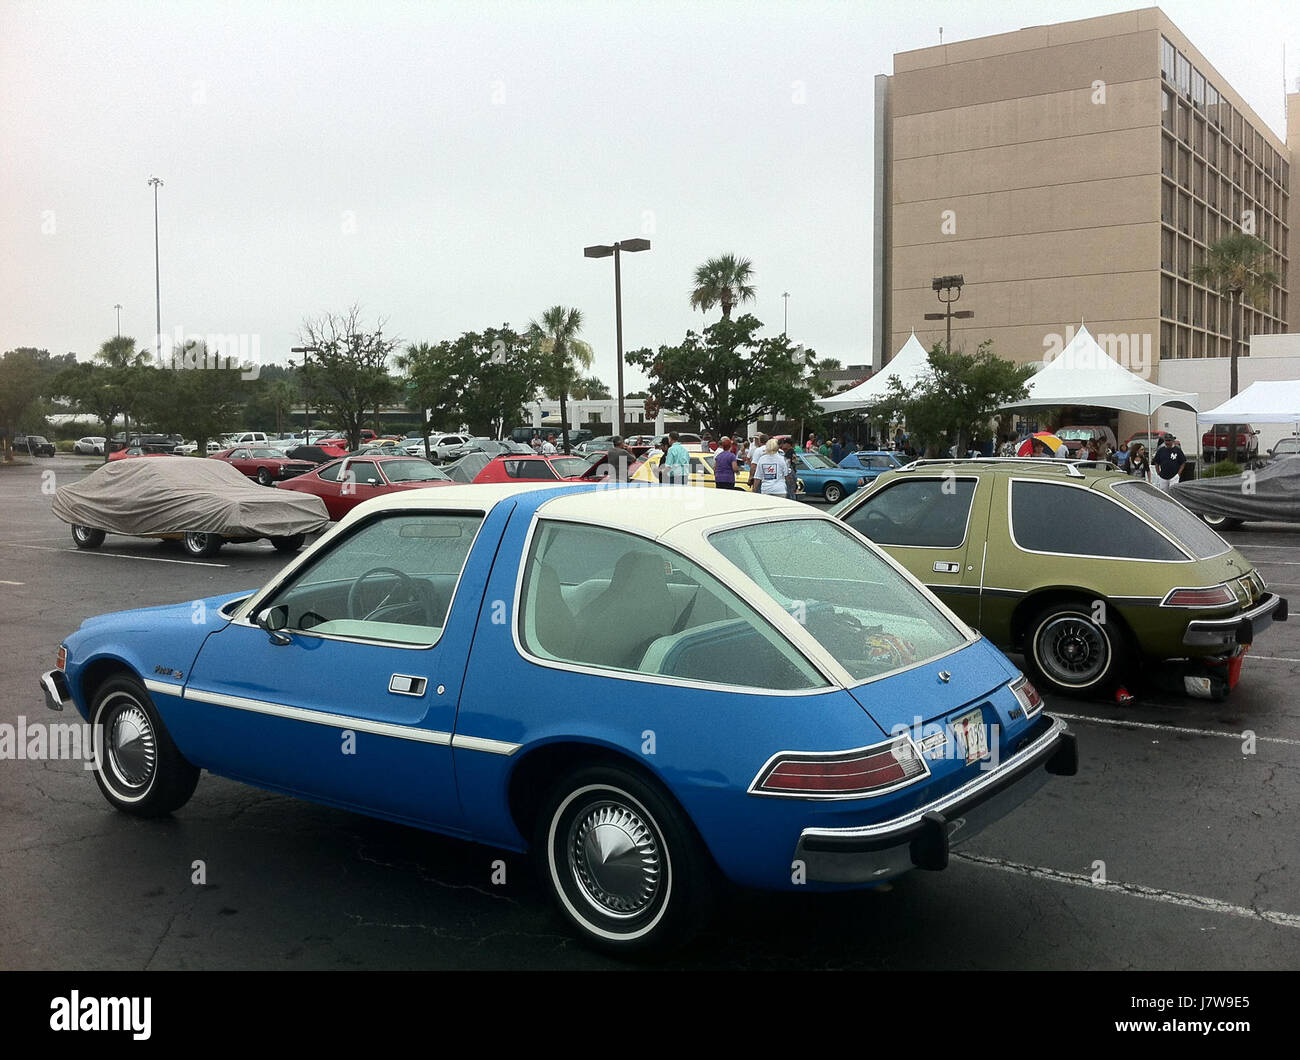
[1200,512,1243,531]
[182,531,223,558]
[823,481,845,504]
[90,675,200,816]
[269,533,306,554]
[1025,602,1127,697]
[534,765,715,956]
[71,525,105,549]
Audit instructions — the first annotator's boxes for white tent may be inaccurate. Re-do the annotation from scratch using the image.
[1000,325,1199,417]
[815,331,931,412]
[1195,380,1300,424]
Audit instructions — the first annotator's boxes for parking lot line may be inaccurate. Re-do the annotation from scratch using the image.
[957,853,1300,930]
[1052,711,1300,747]
[0,580,24,585]
[1246,654,1300,664]
[0,543,227,568]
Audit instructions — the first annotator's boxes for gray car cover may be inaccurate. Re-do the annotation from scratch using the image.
[1174,457,1300,523]
[51,458,329,537]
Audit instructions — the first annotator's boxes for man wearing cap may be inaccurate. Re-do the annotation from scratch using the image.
[1152,434,1186,492]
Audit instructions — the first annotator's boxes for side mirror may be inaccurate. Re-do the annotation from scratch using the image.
[256,605,292,645]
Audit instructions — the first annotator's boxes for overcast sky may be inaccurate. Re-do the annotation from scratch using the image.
[2,0,1295,391]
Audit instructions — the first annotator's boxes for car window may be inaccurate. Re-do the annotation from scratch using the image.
[843,478,976,548]
[380,459,450,484]
[1110,481,1228,559]
[347,460,381,485]
[265,512,484,645]
[711,519,968,683]
[1010,481,1186,560]
[316,462,344,483]
[519,522,826,691]
[551,457,589,477]
[230,449,250,460]
[505,459,558,480]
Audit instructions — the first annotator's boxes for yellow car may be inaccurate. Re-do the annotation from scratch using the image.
[632,449,751,488]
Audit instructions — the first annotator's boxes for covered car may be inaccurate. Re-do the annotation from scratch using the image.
[1174,458,1300,529]
[50,457,329,558]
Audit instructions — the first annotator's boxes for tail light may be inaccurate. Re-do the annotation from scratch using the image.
[56,645,67,671]
[1010,675,1042,717]
[751,736,928,799]
[1163,584,1237,607]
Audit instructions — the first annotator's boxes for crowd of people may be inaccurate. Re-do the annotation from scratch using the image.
[1024,433,1187,491]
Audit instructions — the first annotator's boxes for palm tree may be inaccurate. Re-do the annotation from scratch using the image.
[95,336,150,458]
[689,254,756,320]
[267,379,297,436]
[527,306,593,454]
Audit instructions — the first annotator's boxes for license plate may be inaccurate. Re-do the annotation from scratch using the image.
[953,707,988,765]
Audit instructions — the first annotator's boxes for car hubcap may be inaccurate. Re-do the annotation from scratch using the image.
[103,699,157,791]
[1039,616,1107,684]
[185,533,206,552]
[568,801,661,918]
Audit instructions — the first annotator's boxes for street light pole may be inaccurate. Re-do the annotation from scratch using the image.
[783,292,790,336]
[114,304,122,338]
[585,237,650,438]
[148,177,163,363]
[923,274,974,353]
[290,346,320,437]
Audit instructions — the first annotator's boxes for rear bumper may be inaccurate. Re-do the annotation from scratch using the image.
[1182,592,1288,649]
[793,714,1076,884]
[40,670,71,712]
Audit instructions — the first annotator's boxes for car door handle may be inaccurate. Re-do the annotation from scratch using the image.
[932,561,961,573]
[388,675,428,696]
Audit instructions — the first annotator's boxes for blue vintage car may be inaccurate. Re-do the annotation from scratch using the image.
[838,449,905,480]
[41,483,1076,954]
[792,452,868,504]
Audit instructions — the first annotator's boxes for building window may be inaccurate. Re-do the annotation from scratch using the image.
[1178,146,1190,188]
[1206,83,1219,126]
[1177,326,1190,358]
[1175,52,1190,97]
[1177,101,1189,143]
[1160,36,1176,81]
[1178,193,1190,235]
[1161,135,1175,176]
[1206,296,1217,334]
[1161,227,1175,271]
[1161,88,1174,132]
[1193,116,1205,156]
[1161,181,1174,223]
[1191,69,1205,108]
[1178,236,1190,278]
[1160,321,1174,359]
[1161,274,1175,318]
[1178,282,1191,324]
[1194,160,1205,199]
[1194,204,1205,242]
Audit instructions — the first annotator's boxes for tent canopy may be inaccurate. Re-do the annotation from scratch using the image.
[1000,325,1198,416]
[815,331,931,412]
[1195,380,1300,424]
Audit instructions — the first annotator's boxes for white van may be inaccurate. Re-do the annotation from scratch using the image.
[221,431,269,446]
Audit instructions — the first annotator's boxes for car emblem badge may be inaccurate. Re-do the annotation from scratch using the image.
[938,670,951,683]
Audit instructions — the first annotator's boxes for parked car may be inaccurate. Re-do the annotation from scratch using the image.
[575,436,615,455]
[211,447,317,486]
[220,431,269,448]
[837,450,905,481]
[41,483,1076,954]
[275,455,454,521]
[792,452,866,504]
[1175,458,1300,530]
[283,444,338,465]
[1267,436,1300,461]
[49,457,327,558]
[830,458,1287,697]
[472,453,598,483]
[1054,425,1118,456]
[13,434,56,457]
[1201,423,1259,465]
[108,446,174,461]
[630,449,751,488]
[509,426,593,448]
[74,436,106,455]
[441,437,533,461]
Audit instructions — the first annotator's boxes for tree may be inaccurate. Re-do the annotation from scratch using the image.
[883,341,1034,455]
[568,374,611,400]
[689,254,756,320]
[0,347,74,457]
[625,314,821,438]
[397,326,544,448]
[299,306,400,451]
[94,336,152,444]
[137,341,251,454]
[1191,232,1280,460]
[527,306,593,453]
[50,362,126,462]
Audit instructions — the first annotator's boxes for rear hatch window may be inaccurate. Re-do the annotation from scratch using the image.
[1110,480,1229,560]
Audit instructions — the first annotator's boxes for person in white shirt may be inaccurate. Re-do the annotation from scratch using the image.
[540,433,558,455]
[750,439,790,496]
[747,434,766,468]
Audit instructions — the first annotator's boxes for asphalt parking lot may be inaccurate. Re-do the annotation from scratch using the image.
[2,457,1297,970]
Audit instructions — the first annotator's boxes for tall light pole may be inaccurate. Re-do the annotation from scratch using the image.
[113,303,122,338]
[782,291,790,336]
[584,237,650,437]
[148,177,163,362]
[923,274,974,353]
[290,346,320,436]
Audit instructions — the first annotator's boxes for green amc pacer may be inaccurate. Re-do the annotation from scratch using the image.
[830,458,1288,697]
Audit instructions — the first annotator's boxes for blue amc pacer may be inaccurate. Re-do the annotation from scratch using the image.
[41,482,1076,954]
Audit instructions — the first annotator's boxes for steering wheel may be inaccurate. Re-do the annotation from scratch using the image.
[346,566,423,622]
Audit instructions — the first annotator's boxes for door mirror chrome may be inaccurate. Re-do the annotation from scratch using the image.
[256,605,292,645]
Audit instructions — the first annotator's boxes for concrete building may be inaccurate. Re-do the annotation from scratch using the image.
[873,7,1295,435]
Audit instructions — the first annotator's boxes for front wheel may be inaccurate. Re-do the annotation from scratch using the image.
[182,531,223,558]
[269,533,305,553]
[534,765,715,956]
[71,525,105,549]
[1025,602,1126,696]
[823,482,845,505]
[256,467,273,486]
[89,675,200,816]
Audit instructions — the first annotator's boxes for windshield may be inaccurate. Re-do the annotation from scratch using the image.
[801,453,835,469]
[1056,429,1096,441]
[250,449,282,458]
[709,518,968,682]
[551,457,589,478]
[381,459,451,483]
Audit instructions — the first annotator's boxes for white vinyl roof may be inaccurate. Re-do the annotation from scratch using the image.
[815,331,931,412]
[1195,380,1300,424]
[1001,325,1198,416]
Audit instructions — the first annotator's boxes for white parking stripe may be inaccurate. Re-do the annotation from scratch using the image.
[1248,654,1300,664]
[0,580,24,585]
[1052,711,1300,747]
[0,543,227,567]
[957,853,1300,929]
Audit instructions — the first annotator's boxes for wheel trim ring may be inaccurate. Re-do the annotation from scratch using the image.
[1035,615,1110,687]
[547,785,674,943]
[567,801,662,918]
[97,694,158,798]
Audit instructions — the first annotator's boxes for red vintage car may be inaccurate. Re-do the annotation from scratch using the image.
[211,447,317,486]
[275,454,454,520]
[470,453,600,484]
[107,447,174,461]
